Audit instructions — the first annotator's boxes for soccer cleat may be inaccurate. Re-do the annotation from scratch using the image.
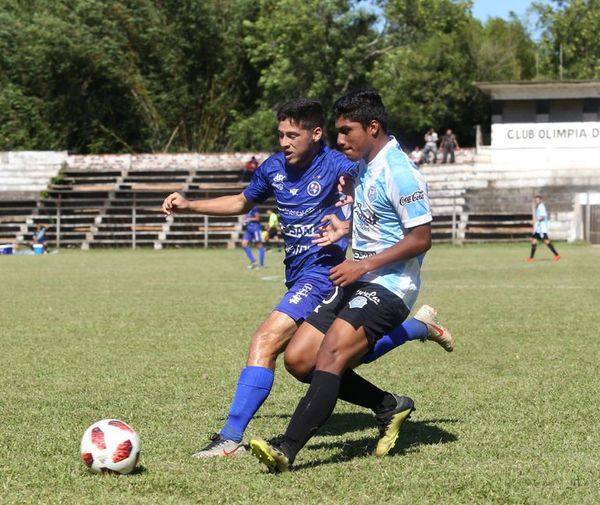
[553,255,561,262]
[249,438,290,473]
[413,304,455,352]
[191,433,246,458]
[527,257,535,263]
[247,262,257,269]
[375,394,415,457]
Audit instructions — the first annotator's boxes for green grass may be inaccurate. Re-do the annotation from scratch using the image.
[1,244,599,504]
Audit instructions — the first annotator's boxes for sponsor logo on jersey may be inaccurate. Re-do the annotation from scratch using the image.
[355,202,378,226]
[289,283,313,305]
[278,206,317,217]
[353,249,377,260]
[399,190,425,206]
[349,296,368,309]
[285,244,311,256]
[289,188,299,196]
[272,173,286,190]
[307,181,322,196]
[281,223,317,238]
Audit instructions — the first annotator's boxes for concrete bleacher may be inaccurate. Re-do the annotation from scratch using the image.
[2,148,599,249]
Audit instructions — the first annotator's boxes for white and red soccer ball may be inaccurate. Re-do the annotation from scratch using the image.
[80,419,141,474]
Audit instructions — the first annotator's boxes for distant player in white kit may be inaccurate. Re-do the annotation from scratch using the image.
[528,195,560,262]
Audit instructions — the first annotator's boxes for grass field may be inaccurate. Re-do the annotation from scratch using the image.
[1,244,599,504]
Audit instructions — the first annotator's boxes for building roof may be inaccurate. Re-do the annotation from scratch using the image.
[475,80,600,100]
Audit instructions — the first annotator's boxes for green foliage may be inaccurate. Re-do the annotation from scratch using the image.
[0,0,593,152]
[534,0,600,79]
[1,245,599,504]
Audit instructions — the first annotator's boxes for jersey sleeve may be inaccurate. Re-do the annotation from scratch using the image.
[243,163,273,203]
[386,157,432,229]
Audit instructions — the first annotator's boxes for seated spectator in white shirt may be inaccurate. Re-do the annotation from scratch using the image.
[409,146,424,167]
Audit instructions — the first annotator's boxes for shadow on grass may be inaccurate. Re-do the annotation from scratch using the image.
[292,416,458,471]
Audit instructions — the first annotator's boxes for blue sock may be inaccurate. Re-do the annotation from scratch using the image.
[220,366,274,442]
[361,318,428,364]
[243,247,255,263]
[258,248,265,266]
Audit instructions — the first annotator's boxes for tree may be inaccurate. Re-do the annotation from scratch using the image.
[227,0,380,150]
[534,0,600,79]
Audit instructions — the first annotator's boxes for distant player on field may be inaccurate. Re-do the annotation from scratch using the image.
[241,206,264,269]
[162,98,453,459]
[250,90,439,472]
[528,195,560,262]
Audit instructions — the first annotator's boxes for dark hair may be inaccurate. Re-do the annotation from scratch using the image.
[535,194,543,199]
[277,98,324,131]
[333,90,388,132]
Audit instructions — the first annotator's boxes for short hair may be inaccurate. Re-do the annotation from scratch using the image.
[276,98,324,131]
[333,90,388,132]
[535,195,543,199]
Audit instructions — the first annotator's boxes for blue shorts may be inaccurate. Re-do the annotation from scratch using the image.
[243,228,262,243]
[274,274,334,324]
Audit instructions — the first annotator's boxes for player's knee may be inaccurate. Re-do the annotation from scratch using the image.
[247,330,288,367]
[284,351,312,381]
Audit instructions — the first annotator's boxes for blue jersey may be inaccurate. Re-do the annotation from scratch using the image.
[243,207,262,234]
[352,137,432,309]
[244,144,356,286]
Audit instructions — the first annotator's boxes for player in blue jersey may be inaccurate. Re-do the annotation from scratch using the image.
[241,206,265,268]
[162,98,452,458]
[250,90,440,473]
[528,195,560,262]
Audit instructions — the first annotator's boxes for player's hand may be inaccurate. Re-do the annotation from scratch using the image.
[336,175,354,206]
[312,214,350,246]
[162,192,189,216]
[329,259,367,287]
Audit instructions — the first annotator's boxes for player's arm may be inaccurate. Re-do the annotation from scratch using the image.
[162,192,254,216]
[329,223,431,287]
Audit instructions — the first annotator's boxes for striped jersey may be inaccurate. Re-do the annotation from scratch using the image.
[352,137,432,309]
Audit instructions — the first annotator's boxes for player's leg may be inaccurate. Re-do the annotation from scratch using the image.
[193,276,332,457]
[529,235,538,261]
[543,237,560,260]
[251,319,369,472]
[363,304,454,362]
[193,310,297,458]
[254,230,265,267]
[253,285,415,470]
[241,235,256,268]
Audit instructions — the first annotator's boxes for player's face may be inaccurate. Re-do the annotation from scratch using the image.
[278,119,322,168]
[335,116,373,162]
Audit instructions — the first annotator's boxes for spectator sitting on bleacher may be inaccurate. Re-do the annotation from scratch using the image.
[241,156,259,182]
[31,224,48,253]
[409,146,424,167]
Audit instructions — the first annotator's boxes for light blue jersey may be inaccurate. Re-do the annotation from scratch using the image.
[352,137,432,309]
[534,202,548,235]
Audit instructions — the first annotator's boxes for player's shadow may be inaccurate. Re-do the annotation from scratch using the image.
[292,414,458,471]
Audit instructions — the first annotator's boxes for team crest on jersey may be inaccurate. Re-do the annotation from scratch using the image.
[289,188,299,196]
[307,181,322,196]
[348,296,368,309]
[367,185,377,202]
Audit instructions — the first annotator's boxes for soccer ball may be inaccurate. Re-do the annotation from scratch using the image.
[80,419,141,474]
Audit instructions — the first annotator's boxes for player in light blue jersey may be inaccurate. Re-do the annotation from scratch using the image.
[162,98,451,459]
[528,195,560,262]
[241,206,265,269]
[250,90,447,473]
